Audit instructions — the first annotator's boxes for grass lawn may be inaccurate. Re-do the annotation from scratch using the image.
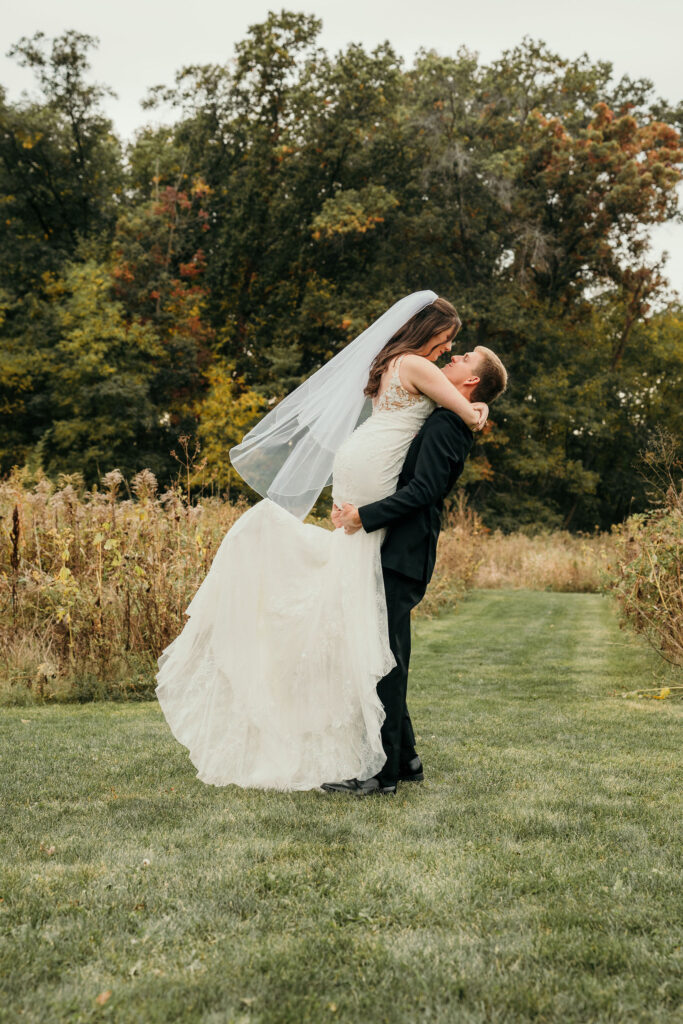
[1,591,681,1024]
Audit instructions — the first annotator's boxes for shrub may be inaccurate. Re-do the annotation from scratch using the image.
[607,439,683,667]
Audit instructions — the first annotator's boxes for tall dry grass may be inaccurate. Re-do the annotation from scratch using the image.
[1,474,615,704]
[419,496,614,617]
[0,468,244,703]
[606,437,683,668]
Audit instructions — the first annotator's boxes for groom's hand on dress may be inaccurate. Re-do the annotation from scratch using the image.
[331,503,343,529]
[339,503,362,534]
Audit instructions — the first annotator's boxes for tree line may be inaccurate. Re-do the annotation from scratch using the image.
[1,12,681,529]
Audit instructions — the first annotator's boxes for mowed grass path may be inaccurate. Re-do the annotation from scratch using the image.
[1,592,681,1024]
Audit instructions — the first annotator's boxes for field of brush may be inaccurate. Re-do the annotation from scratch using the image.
[1,473,616,703]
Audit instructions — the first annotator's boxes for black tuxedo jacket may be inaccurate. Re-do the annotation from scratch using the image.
[358,408,474,585]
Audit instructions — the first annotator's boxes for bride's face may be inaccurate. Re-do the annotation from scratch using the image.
[420,328,454,362]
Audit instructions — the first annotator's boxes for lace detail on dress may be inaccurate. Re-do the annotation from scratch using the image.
[331,354,435,510]
[374,355,429,413]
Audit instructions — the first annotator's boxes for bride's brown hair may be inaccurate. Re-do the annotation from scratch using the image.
[364,297,462,398]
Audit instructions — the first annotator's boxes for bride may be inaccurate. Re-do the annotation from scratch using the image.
[155,292,487,790]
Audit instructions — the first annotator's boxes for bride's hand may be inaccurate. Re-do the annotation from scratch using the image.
[331,503,343,529]
[471,402,489,431]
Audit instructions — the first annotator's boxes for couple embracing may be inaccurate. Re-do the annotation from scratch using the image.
[156,292,507,795]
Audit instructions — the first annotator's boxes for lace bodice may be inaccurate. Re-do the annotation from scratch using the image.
[332,356,435,508]
[373,356,432,414]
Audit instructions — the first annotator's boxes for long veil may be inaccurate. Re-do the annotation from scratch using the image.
[229,290,437,519]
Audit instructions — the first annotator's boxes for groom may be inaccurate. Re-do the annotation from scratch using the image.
[323,346,508,796]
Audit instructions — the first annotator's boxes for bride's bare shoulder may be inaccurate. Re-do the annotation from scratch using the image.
[397,352,435,394]
[400,353,439,377]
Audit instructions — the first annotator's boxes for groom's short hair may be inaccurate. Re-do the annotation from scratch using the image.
[471,347,508,404]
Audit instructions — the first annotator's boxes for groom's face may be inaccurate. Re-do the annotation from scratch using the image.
[441,351,483,392]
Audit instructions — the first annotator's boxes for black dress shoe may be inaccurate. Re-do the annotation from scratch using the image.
[321,777,396,796]
[398,756,424,783]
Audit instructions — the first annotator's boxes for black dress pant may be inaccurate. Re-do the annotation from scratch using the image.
[376,567,426,787]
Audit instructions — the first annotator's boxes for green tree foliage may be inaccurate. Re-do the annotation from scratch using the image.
[195,360,267,497]
[110,182,213,434]
[138,14,410,384]
[31,260,163,481]
[1,18,681,527]
[0,31,121,293]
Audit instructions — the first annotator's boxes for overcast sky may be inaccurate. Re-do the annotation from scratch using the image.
[2,0,682,290]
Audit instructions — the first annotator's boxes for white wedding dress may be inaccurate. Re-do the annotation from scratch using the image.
[155,359,435,790]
